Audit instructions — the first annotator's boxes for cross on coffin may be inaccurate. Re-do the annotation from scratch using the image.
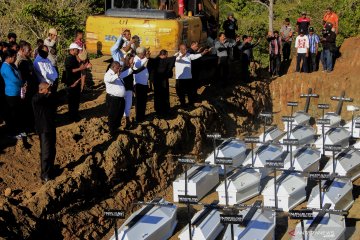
[307,203,348,232]
[260,112,274,142]
[330,91,353,116]
[300,88,319,113]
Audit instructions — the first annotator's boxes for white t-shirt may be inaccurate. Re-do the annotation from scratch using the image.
[295,35,309,54]
[133,55,149,85]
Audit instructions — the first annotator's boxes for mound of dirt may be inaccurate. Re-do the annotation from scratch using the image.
[1,36,359,240]
[0,61,270,238]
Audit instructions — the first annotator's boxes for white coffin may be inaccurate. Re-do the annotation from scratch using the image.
[291,213,346,240]
[243,143,284,178]
[110,198,177,240]
[280,125,316,151]
[216,168,261,205]
[343,116,360,138]
[173,165,219,202]
[353,140,360,149]
[178,208,224,240]
[307,178,354,211]
[316,112,341,134]
[283,111,311,129]
[262,173,307,212]
[205,138,247,174]
[323,148,360,180]
[314,127,350,155]
[222,208,275,240]
[284,146,321,172]
[258,126,286,144]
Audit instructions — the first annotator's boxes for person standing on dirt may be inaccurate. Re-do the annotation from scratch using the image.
[308,27,320,72]
[0,49,25,139]
[320,23,336,73]
[110,30,135,65]
[323,7,339,34]
[214,32,240,86]
[16,41,38,133]
[174,43,210,108]
[222,13,238,40]
[133,47,150,123]
[44,28,58,69]
[64,43,88,122]
[295,29,309,73]
[267,31,282,77]
[296,12,311,35]
[104,61,133,137]
[32,82,57,182]
[148,49,175,116]
[280,18,293,62]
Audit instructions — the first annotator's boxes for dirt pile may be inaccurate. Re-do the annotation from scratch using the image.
[0,67,270,239]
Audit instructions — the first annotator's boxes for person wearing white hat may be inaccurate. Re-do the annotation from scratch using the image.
[44,28,58,67]
[64,43,87,122]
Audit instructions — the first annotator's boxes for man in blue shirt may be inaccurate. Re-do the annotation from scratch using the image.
[308,27,320,72]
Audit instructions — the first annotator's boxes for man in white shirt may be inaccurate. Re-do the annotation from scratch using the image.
[104,61,133,137]
[295,29,309,73]
[175,43,209,107]
[33,45,58,86]
[110,29,135,65]
[133,47,150,123]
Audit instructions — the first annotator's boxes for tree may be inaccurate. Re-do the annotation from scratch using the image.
[253,0,274,33]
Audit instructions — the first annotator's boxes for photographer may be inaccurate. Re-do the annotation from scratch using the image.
[321,23,336,73]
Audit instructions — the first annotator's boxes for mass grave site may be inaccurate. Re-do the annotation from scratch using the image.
[1,37,360,240]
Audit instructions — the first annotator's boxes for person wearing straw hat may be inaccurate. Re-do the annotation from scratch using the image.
[44,28,58,67]
[64,43,87,122]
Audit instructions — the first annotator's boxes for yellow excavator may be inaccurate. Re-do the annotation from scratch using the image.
[85,0,219,56]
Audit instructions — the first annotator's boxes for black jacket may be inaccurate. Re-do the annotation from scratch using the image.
[32,92,56,133]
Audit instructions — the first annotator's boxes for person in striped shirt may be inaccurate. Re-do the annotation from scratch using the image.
[308,27,320,72]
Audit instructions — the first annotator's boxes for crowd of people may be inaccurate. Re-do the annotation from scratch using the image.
[267,7,339,76]
[0,29,90,181]
[0,6,340,182]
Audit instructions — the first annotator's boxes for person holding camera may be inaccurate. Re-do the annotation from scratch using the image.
[321,23,336,73]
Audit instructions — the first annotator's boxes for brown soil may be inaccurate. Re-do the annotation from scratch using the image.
[0,37,359,240]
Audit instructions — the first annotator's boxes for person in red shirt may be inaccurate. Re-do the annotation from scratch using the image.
[323,7,339,34]
[296,12,311,35]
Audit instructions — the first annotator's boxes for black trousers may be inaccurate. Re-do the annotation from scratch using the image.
[270,54,281,75]
[296,53,308,73]
[282,41,291,61]
[154,77,170,115]
[176,78,195,107]
[67,85,81,120]
[309,53,317,72]
[5,96,23,134]
[134,84,148,122]
[217,57,229,86]
[106,94,125,135]
[39,131,56,179]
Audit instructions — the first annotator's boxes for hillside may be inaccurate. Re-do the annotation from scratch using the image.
[0,37,360,240]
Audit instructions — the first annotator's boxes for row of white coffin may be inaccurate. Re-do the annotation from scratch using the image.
[109,198,347,240]
[173,165,355,212]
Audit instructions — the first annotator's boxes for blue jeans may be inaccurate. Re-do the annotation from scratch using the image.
[321,49,333,71]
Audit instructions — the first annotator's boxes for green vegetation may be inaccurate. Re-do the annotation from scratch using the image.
[0,0,359,68]
[220,0,360,66]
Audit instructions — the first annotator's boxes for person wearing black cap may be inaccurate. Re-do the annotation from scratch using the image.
[320,23,336,73]
[296,12,311,34]
[308,27,320,72]
[295,29,309,73]
[222,12,238,40]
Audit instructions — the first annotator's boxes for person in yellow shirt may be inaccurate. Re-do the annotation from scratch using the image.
[323,7,339,33]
